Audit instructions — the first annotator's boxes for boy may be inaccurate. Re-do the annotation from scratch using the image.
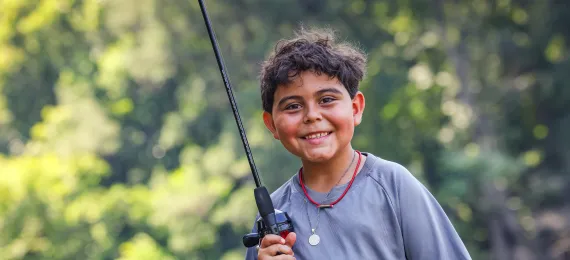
[245,27,471,260]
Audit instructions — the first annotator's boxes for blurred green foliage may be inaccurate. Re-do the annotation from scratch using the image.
[1,0,569,259]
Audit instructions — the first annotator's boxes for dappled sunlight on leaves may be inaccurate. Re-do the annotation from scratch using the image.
[1,0,569,259]
[0,153,114,259]
[29,100,120,156]
[117,233,175,260]
[148,162,235,253]
[211,185,257,228]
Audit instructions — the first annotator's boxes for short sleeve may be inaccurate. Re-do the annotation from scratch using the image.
[395,165,471,260]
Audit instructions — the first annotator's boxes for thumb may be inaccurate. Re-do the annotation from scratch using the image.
[285,232,296,247]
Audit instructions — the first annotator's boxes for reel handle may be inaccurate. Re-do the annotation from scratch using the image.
[242,209,294,248]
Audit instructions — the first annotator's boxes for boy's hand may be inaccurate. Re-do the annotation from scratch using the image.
[258,232,297,260]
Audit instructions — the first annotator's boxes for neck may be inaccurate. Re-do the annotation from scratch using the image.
[300,146,358,193]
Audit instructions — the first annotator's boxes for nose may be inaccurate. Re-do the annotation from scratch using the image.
[303,104,322,124]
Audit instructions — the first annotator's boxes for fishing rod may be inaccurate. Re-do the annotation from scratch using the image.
[197,0,294,249]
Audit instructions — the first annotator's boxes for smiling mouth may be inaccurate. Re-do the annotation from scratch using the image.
[302,132,332,139]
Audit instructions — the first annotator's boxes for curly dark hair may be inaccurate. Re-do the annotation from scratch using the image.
[259,27,368,113]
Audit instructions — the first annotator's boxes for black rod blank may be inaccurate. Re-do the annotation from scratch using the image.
[198,0,262,188]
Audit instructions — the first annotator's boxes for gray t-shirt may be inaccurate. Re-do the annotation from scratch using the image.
[245,152,471,260]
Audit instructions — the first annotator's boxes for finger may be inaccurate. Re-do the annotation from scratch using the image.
[258,253,295,260]
[259,244,294,257]
[260,234,285,248]
[273,254,296,260]
[284,232,296,248]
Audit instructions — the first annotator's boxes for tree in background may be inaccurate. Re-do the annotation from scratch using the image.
[0,0,569,259]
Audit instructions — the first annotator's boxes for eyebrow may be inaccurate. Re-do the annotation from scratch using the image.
[276,87,343,107]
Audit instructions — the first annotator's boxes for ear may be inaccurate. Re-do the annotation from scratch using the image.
[263,111,280,140]
[352,91,365,126]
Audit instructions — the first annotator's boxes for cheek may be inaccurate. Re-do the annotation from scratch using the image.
[275,116,300,139]
[329,109,355,134]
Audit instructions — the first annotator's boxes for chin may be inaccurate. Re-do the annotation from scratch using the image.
[300,149,336,162]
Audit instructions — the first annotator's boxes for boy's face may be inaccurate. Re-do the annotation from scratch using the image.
[263,70,365,163]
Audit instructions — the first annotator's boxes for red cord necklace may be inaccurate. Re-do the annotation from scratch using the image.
[299,150,362,208]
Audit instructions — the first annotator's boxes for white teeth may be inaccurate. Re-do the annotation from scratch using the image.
[305,132,329,139]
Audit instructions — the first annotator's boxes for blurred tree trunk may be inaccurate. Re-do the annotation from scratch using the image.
[435,0,537,259]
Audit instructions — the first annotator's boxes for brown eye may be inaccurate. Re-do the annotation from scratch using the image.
[285,103,301,110]
[320,97,336,104]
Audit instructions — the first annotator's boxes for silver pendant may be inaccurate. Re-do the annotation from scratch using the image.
[308,232,320,246]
